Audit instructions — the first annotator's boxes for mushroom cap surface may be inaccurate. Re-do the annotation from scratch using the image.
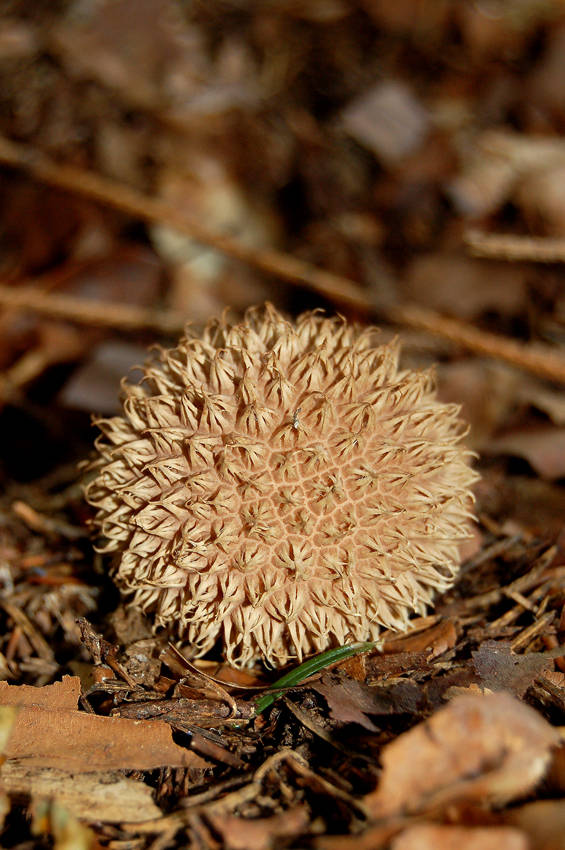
[85,305,478,667]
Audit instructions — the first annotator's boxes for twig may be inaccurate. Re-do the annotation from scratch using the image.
[0,600,55,662]
[178,774,253,809]
[459,545,558,612]
[511,611,556,652]
[3,288,565,387]
[459,534,523,575]
[466,229,565,262]
[11,499,87,540]
[0,134,367,311]
[0,347,58,403]
[487,583,547,633]
[2,134,565,383]
[0,283,185,335]
[385,302,565,385]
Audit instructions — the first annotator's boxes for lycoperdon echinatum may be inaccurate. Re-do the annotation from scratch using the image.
[84,304,478,667]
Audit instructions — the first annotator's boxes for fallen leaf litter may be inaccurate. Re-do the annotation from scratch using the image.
[1,3,565,849]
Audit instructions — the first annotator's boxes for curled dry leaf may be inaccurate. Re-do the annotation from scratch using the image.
[381,618,457,658]
[517,161,565,236]
[449,130,565,218]
[0,677,80,710]
[364,692,559,818]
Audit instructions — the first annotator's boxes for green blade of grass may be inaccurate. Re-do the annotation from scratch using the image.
[254,640,380,714]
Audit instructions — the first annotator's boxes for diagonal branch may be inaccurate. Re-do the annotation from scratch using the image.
[1,134,565,383]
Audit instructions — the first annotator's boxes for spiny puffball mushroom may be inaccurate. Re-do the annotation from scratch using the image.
[85,304,478,668]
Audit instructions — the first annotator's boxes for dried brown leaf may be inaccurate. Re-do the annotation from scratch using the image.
[437,360,520,445]
[382,619,457,658]
[207,806,311,850]
[472,641,555,697]
[403,253,528,320]
[0,675,79,710]
[59,340,147,414]
[547,744,565,794]
[517,162,565,236]
[365,692,559,818]
[341,80,430,165]
[31,799,94,850]
[313,673,424,730]
[313,818,410,850]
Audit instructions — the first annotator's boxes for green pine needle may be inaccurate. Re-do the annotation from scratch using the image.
[254,641,380,714]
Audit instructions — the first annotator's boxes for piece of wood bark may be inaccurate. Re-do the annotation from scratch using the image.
[0,676,208,771]
[0,762,162,823]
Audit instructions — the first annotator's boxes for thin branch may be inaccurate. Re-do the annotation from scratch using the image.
[1,134,565,383]
[0,284,185,334]
[385,303,565,385]
[0,134,368,311]
[466,229,565,262]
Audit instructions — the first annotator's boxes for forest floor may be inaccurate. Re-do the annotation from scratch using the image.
[1,2,565,849]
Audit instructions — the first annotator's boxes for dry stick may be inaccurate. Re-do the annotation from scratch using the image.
[0,282,185,334]
[1,134,565,383]
[388,302,565,385]
[0,135,366,311]
[466,228,565,262]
